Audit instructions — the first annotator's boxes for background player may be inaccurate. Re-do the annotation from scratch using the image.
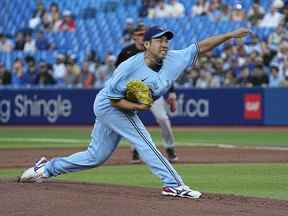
[115,23,178,163]
[20,26,249,199]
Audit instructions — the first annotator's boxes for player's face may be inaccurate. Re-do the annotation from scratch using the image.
[147,36,169,61]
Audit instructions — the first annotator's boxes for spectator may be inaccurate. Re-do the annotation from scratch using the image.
[268,25,285,51]
[66,54,81,77]
[35,31,53,50]
[211,58,224,87]
[139,0,151,17]
[50,3,61,26]
[95,53,116,88]
[85,50,100,74]
[23,56,38,86]
[271,41,288,74]
[208,0,222,22]
[280,75,288,87]
[260,41,274,66]
[223,69,237,87]
[58,10,76,32]
[191,0,209,16]
[24,33,36,53]
[230,4,246,21]
[33,1,46,18]
[280,61,288,86]
[250,64,269,87]
[220,4,231,21]
[122,18,135,46]
[273,0,285,9]
[29,2,45,30]
[0,34,14,52]
[169,0,185,17]
[64,62,79,87]
[47,3,62,31]
[36,62,55,86]
[149,0,172,18]
[269,65,284,87]
[176,66,192,87]
[53,54,67,85]
[42,10,53,31]
[11,59,25,86]
[29,13,42,30]
[14,32,25,51]
[210,72,222,87]
[282,2,288,25]
[244,35,261,55]
[246,50,260,71]
[78,62,95,88]
[195,69,211,88]
[183,67,199,87]
[247,0,265,26]
[236,66,253,87]
[0,63,11,85]
[259,5,283,27]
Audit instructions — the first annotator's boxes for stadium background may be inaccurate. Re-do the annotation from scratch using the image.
[1,0,288,125]
[0,1,288,215]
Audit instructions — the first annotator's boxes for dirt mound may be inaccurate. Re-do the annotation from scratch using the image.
[0,179,287,216]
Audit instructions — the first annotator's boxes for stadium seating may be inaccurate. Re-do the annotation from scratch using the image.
[0,0,277,65]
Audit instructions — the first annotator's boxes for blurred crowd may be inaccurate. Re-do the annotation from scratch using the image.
[1,0,288,88]
[177,34,288,88]
[139,0,287,28]
[0,1,76,53]
[28,2,76,32]
[0,51,116,88]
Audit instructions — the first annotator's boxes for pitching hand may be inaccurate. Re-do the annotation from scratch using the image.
[229,28,251,38]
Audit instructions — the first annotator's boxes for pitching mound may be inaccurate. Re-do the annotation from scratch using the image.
[0,178,287,216]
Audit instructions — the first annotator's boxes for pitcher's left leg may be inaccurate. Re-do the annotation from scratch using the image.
[105,109,184,187]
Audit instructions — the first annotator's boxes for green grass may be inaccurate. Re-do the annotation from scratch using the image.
[3,163,288,200]
[0,127,288,149]
[1,127,287,201]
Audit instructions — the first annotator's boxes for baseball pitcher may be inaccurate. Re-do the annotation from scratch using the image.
[20,26,249,199]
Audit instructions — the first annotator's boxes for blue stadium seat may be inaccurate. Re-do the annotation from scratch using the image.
[0,0,275,66]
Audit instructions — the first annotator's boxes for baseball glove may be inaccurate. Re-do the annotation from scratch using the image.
[125,80,153,106]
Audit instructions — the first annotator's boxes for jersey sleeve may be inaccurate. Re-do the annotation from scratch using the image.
[164,42,199,80]
[106,67,128,100]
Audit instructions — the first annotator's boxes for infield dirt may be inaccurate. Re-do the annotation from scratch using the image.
[1,146,288,216]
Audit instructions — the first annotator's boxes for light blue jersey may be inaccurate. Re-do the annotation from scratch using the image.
[94,43,199,115]
[45,43,199,187]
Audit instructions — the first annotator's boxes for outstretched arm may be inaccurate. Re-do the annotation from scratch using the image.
[198,28,250,54]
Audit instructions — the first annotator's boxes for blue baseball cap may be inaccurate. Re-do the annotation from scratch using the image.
[143,26,174,41]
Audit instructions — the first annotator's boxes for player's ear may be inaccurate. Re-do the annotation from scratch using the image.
[144,41,150,49]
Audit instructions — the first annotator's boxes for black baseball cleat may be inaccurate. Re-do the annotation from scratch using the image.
[166,147,178,163]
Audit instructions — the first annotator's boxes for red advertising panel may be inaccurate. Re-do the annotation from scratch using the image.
[244,94,262,120]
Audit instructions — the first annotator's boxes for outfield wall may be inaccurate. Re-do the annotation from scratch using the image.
[0,88,287,125]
